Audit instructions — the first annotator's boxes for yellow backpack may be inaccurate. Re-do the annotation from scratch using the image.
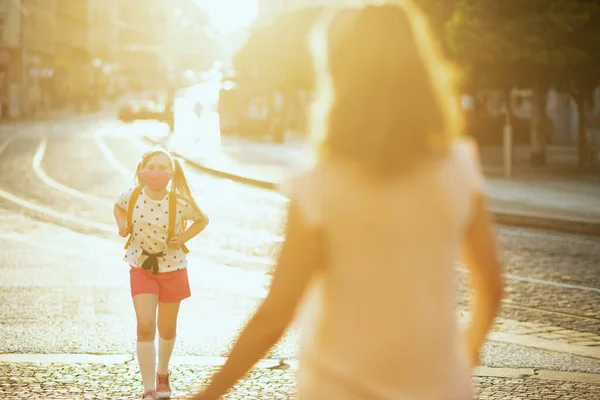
[124,186,190,254]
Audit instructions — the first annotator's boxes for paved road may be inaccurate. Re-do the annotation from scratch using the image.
[1,115,599,398]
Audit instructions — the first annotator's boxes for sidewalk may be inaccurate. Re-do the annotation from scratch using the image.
[146,132,600,236]
[1,357,599,399]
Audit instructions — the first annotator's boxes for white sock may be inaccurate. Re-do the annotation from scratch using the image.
[157,337,176,375]
[137,341,156,391]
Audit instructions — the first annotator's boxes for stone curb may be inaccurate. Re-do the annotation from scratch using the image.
[487,332,600,360]
[144,136,600,237]
[492,211,600,237]
[2,354,599,384]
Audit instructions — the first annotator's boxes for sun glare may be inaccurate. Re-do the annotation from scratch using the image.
[196,0,258,34]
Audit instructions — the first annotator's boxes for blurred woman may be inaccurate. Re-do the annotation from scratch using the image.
[188,2,504,399]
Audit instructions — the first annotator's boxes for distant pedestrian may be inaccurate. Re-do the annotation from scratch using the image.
[114,148,209,400]
[185,2,503,400]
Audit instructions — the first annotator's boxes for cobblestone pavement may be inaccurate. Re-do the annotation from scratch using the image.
[2,362,600,400]
[1,115,600,398]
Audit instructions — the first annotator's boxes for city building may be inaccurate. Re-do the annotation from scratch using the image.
[20,0,59,116]
[163,0,212,80]
[118,0,166,91]
[87,0,122,99]
[55,0,91,109]
[0,0,22,117]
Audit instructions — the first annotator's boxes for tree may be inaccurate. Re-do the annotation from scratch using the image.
[232,6,326,137]
[232,6,325,92]
[414,0,462,56]
[447,0,600,167]
[560,3,600,168]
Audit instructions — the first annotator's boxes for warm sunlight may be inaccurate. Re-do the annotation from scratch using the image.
[196,0,258,33]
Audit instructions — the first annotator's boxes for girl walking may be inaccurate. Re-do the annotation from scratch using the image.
[114,148,209,400]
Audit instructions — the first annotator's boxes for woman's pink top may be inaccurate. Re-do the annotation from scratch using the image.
[283,138,485,400]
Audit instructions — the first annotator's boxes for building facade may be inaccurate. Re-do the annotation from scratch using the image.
[87,0,122,99]
[118,0,166,91]
[163,0,212,80]
[20,0,59,117]
[55,0,90,109]
[0,0,22,117]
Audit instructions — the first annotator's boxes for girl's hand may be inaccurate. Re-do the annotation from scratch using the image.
[118,224,131,238]
[167,234,183,249]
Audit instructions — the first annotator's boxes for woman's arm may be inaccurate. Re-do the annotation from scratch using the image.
[188,201,324,399]
[462,194,504,367]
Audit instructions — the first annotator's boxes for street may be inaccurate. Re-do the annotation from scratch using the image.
[1,114,600,399]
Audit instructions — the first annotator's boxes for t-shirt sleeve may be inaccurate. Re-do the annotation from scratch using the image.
[115,188,135,210]
[279,166,323,228]
[180,200,208,222]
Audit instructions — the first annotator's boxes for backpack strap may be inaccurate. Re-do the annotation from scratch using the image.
[124,186,143,250]
[169,191,190,254]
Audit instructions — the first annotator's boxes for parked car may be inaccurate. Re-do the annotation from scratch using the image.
[118,100,168,123]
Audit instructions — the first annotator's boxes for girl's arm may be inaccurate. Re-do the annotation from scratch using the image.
[114,204,127,228]
[188,201,323,399]
[114,189,134,232]
[114,204,130,237]
[180,216,209,243]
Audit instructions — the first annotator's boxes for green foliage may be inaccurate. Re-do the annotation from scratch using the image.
[446,0,600,165]
[413,0,461,53]
[446,0,600,92]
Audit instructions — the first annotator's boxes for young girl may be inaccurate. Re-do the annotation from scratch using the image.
[114,147,209,400]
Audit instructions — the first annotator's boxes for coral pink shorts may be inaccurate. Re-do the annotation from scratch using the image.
[130,266,191,303]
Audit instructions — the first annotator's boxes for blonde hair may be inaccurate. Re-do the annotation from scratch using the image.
[134,147,200,212]
[308,1,462,177]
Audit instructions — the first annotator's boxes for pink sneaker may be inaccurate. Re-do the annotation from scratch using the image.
[156,372,172,399]
[142,389,158,400]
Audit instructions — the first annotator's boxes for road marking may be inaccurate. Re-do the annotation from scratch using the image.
[488,331,600,359]
[32,136,113,206]
[458,267,600,294]
[0,232,118,262]
[0,186,117,232]
[503,226,600,246]
[503,273,600,294]
[501,302,600,322]
[36,131,283,245]
[0,134,15,154]
[0,182,274,268]
[0,187,274,268]
[94,129,132,178]
[0,134,115,231]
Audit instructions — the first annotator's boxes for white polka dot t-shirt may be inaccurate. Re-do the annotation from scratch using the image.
[115,187,206,273]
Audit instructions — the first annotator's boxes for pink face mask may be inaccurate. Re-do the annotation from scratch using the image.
[140,170,172,191]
